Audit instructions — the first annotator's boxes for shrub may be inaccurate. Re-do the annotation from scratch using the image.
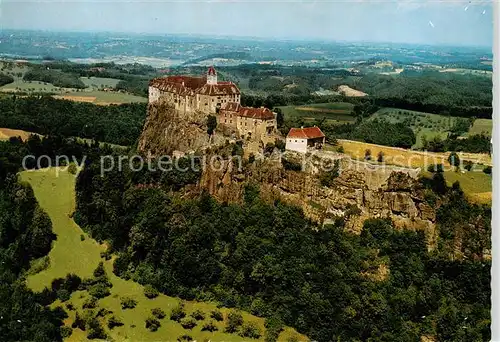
[464,160,473,171]
[448,152,460,167]
[225,310,243,333]
[177,335,193,342]
[107,316,124,329]
[93,262,105,278]
[60,326,73,338]
[377,151,384,163]
[82,296,98,309]
[190,309,205,321]
[145,317,161,332]
[281,157,302,171]
[201,320,218,332]
[66,303,75,311]
[152,308,166,319]
[88,283,111,299]
[427,163,444,173]
[144,284,159,299]
[80,234,85,241]
[483,166,492,175]
[72,311,86,330]
[364,149,371,160]
[210,309,224,322]
[264,316,284,342]
[86,316,107,340]
[96,308,112,318]
[336,146,345,153]
[68,163,77,175]
[180,317,197,330]
[275,139,286,151]
[248,153,256,164]
[170,303,186,322]
[57,289,71,302]
[240,321,262,339]
[120,297,137,309]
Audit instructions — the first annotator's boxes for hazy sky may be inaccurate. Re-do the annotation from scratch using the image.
[1,0,494,47]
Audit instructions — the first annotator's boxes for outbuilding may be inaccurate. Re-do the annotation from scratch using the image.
[285,126,325,153]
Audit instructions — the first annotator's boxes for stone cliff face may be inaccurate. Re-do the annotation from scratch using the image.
[197,154,437,250]
[138,101,211,156]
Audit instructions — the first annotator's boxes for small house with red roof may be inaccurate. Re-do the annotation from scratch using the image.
[285,126,325,153]
[219,102,277,139]
[148,66,241,115]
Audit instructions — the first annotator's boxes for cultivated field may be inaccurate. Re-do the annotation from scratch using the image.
[468,118,493,136]
[21,168,306,342]
[279,102,355,124]
[0,127,38,141]
[335,139,492,204]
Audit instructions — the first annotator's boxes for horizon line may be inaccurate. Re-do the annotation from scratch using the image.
[1,28,493,50]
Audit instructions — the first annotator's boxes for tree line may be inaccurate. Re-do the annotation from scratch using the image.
[0,96,147,146]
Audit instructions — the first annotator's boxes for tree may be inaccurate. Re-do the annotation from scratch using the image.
[225,310,244,333]
[377,151,384,163]
[120,297,137,309]
[364,149,372,160]
[207,115,217,136]
[152,308,166,319]
[274,107,284,128]
[144,284,159,299]
[145,317,161,332]
[483,166,492,175]
[448,152,460,168]
[240,321,262,339]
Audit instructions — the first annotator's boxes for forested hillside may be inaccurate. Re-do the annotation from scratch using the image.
[74,154,491,342]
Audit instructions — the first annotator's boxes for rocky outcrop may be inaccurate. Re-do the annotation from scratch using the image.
[138,101,211,156]
[197,153,437,250]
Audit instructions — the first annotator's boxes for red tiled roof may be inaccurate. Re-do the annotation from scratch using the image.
[220,102,241,112]
[221,104,274,120]
[149,75,240,96]
[287,127,325,139]
[197,83,240,95]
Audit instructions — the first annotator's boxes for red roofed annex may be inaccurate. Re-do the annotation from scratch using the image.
[285,126,325,153]
[219,102,277,139]
[149,66,241,115]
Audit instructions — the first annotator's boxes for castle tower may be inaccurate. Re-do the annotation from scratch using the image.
[207,66,217,85]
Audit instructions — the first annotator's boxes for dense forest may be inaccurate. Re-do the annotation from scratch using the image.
[0,73,14,87]
[74,153,491,342]
[0,96,146,146]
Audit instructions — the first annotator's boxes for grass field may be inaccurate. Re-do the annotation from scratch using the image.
[279,102,355,124]
[370,108,457,148]
[335,139,492,204]
[371,108,493,147]
[21,168,306,342]
[467,118,493,136]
